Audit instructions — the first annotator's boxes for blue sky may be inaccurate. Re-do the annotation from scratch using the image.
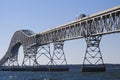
[0,0,120,64]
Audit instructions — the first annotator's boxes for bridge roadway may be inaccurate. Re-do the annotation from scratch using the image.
[0,6,120,71]
[39,6,120,45]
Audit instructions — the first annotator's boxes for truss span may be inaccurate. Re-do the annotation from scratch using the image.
[39,6,120,44]
[0,30,37,66]
[0,6,120,68]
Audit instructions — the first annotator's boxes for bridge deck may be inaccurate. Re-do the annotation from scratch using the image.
[37,6,120,45]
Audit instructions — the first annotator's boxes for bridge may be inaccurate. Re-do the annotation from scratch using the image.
[0,6,120,72]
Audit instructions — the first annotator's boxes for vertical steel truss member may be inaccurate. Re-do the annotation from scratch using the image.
[3,55,19,66]
[22,46,38,66]
[36,44,51,65]
[51,41,68,71]
[82,35,106,72]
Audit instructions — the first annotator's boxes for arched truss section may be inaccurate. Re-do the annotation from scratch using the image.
[0,30,37,66]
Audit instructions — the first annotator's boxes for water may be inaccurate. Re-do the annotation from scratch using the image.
[0,70,120,80]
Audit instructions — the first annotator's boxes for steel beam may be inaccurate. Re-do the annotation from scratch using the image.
[39,6,120,44]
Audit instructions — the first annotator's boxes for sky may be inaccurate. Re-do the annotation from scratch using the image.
[0,0,120,65]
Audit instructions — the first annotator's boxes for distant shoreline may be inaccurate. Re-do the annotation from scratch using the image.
[0,64,120,72]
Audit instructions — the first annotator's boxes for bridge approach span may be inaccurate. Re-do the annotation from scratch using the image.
[39,6,120,45]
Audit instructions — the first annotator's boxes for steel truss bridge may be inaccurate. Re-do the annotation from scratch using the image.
[0,6,120,72]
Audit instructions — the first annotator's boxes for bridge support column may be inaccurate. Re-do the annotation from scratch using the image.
[36,44,51,65]
[4,55,19,66]
[82,35,106,72]
[22,46,38,66]
[51,41,69,71]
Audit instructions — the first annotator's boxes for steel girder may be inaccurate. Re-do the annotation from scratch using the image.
[40,6,120,44]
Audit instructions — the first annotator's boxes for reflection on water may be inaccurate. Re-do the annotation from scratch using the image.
[0,70,120,80]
